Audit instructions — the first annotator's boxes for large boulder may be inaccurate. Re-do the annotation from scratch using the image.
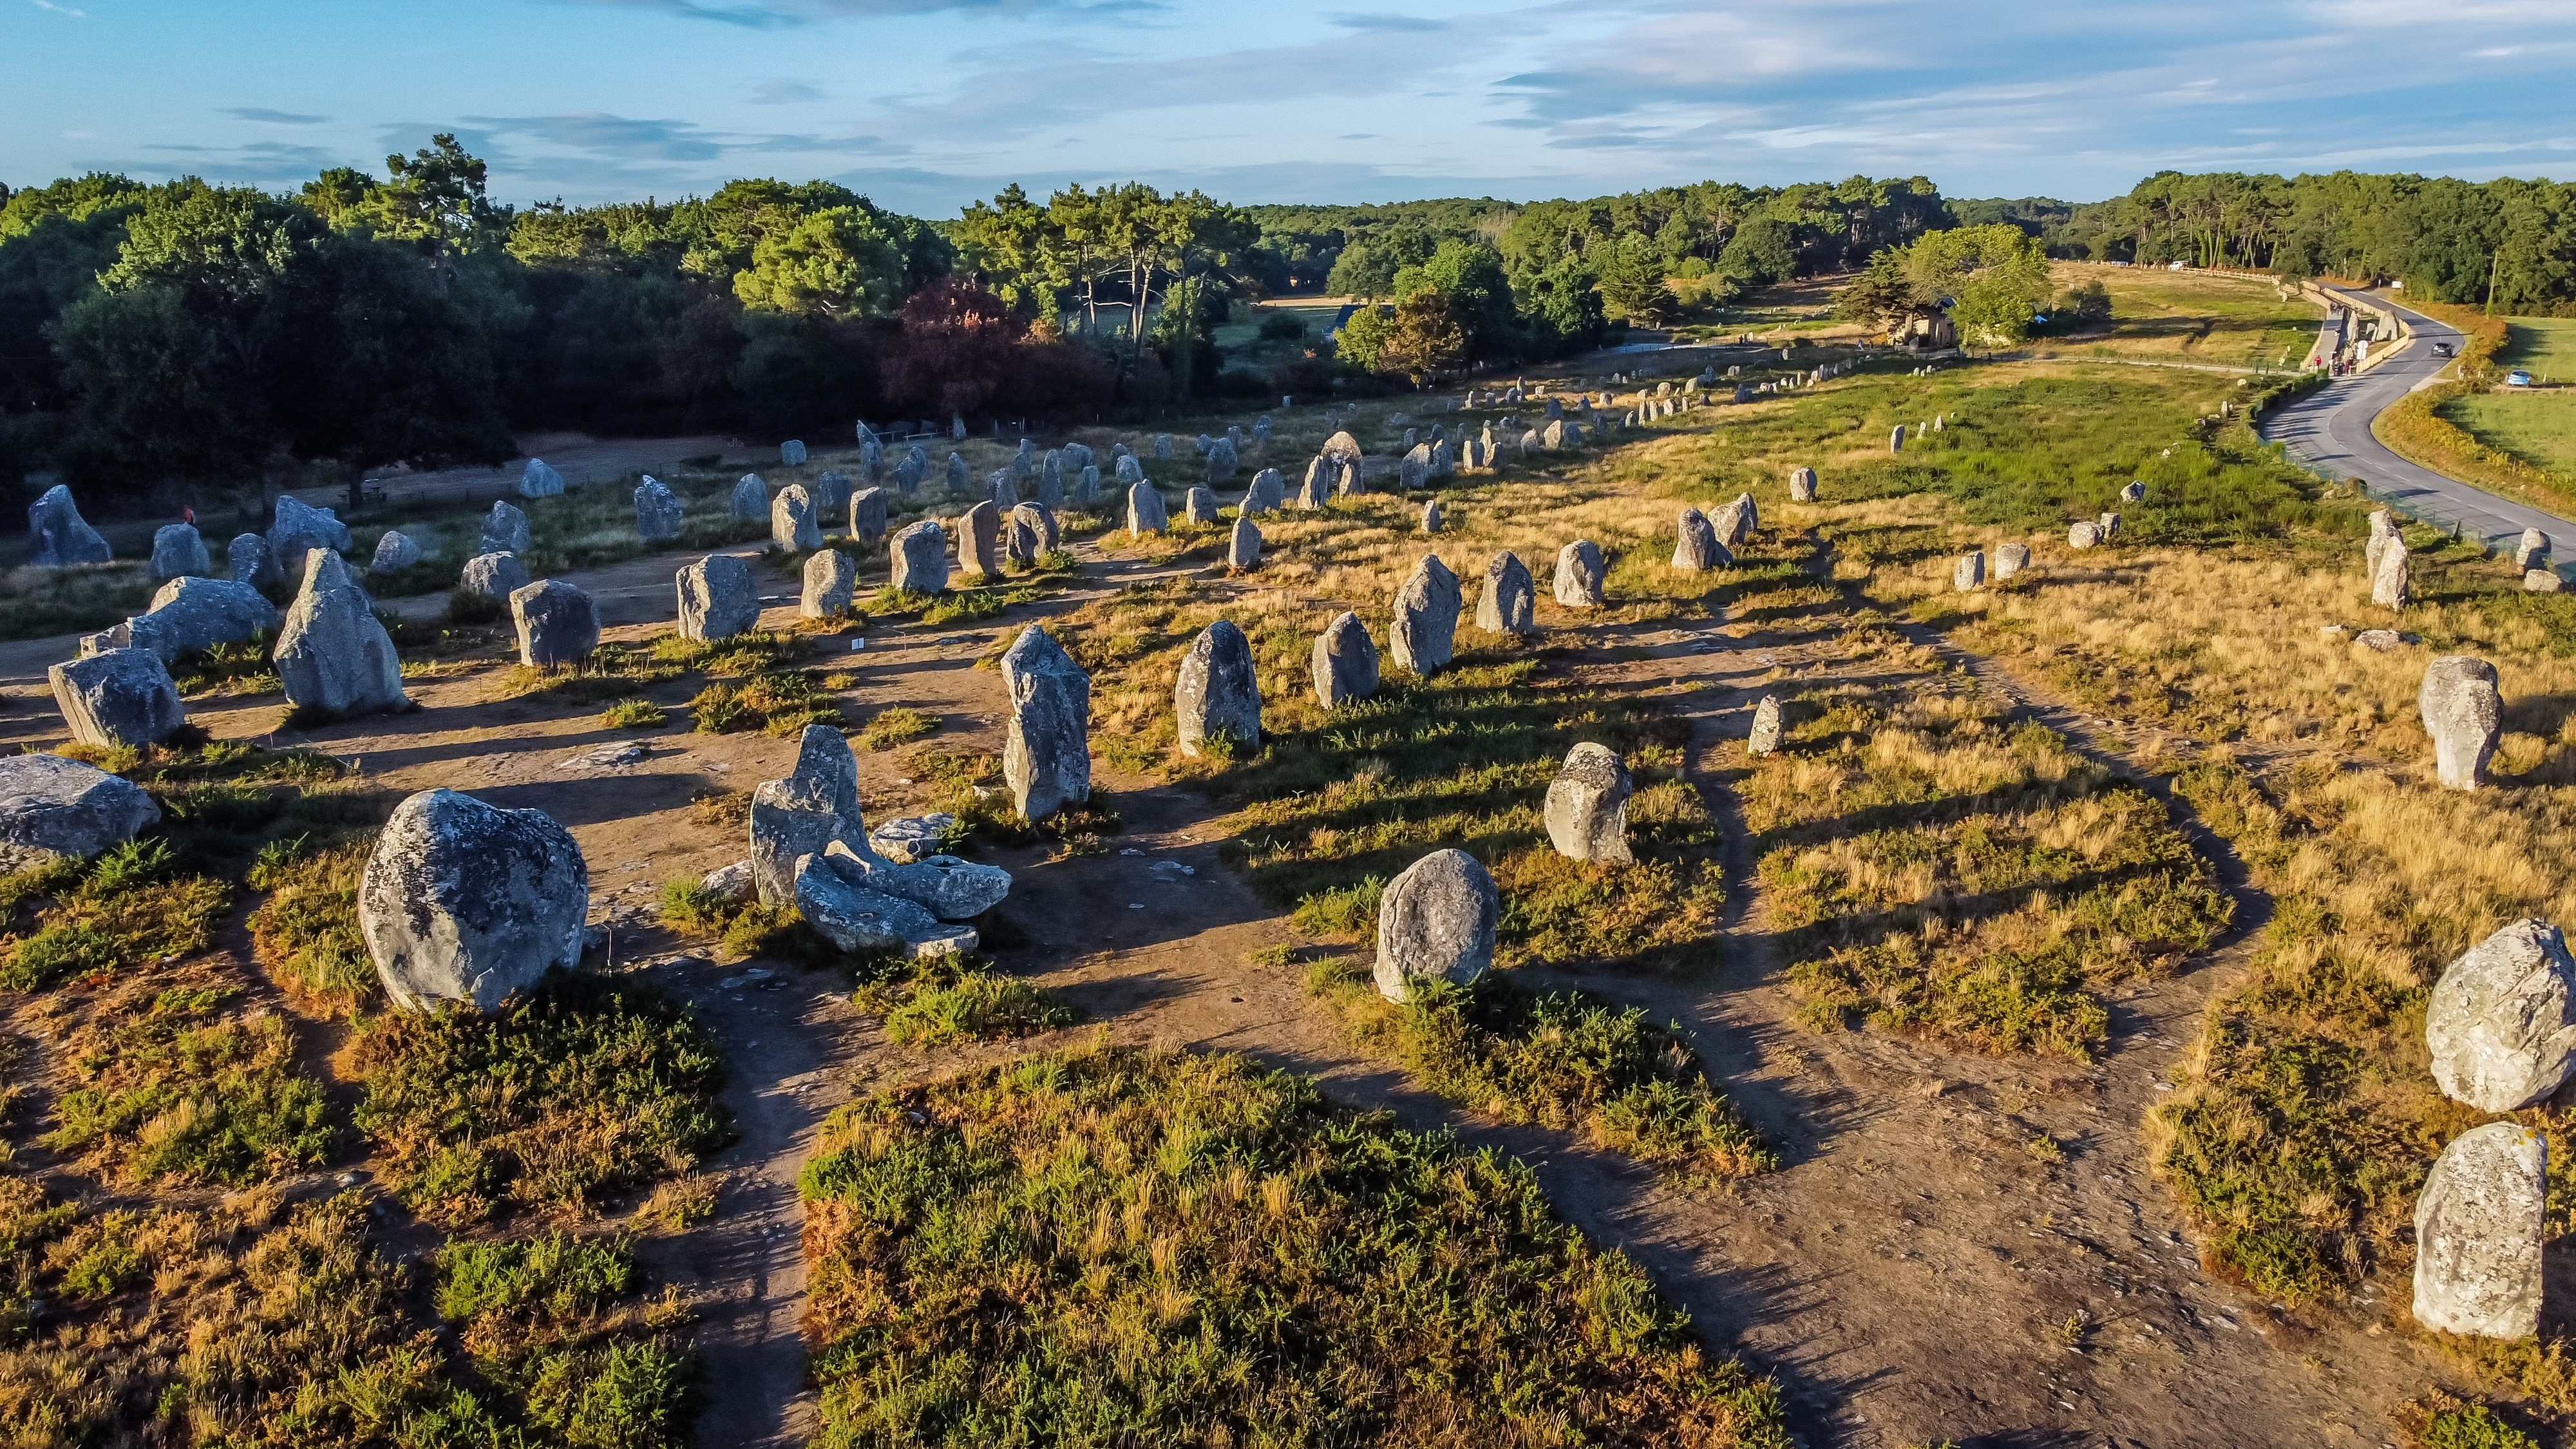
[1321,430,1361,460]
[2427,918,2576,1112]
[1312,611,1378,707]
[270,495,352,562]
[1420,500,1443,535]
[1002,626,1091,822]
[1296,457,1332,509]
[49,649,186,748]
[1372,848,1499,1001]
[1206,437,1240,484]
[28,485,109,567]
[985,468,1020,509]
[1995,542,2032,580]
[750,723,872,905]
[228,533,272,588]
[0,753,158,872]
[945,453,970,495]
[151,524,211,581]
[1788,466,1817,502]
[128,577,279,661]
[867,813,956,865]
[849,488,887,543]
[1185,486,1220,526]
[730,474,768,520]
[1012,502,1059,554]
[1672,509,1723,571]
[2372,539,2412,609]
[509,580,599,667]
[2413,1121,2546,1341]
[1479,551,1535,634]
[519,459,565,498]
[476,500,531,557]
[360,789,588,1012]
[2420,656,2502,790]
[1117,453,1146,488]
[1390,554,1460,676]
[677,554,759,641]
[635,477,685,542]
[2069,520,2102,549]
[793,844,976,958]
[274,550,408,717]
[370,530,423,572]
[1544,743,1633,864]
[772,483,823,551]
[1401,444,1432,491]
[1227,515,1262,570]
[893,520,948,594]
[868,854,1012,922]
[802,549,857,619]
[458,551,530,600]
[1127,482,1170,538]
[1245,468,1284,515]
[1175,619,1258,758]
[960,500,1005,578]
[1554,539,1605,608]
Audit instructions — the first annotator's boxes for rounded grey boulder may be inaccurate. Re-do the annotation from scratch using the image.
[229,533,272,587]
[2420,655,2501,791]
[1245,468,1283,515]
[1478,551,1535,634]
[1955,550,1985,591]
[802,549,857,619]
[1175,619,1258,758]
[274,550,409,717]
[458,551,530,601]
[1372,848,1499,1001]
[893,520,947,594]
[1185,486,1220,526]
[1312,611,1378,708]
[1554,539,1605,608]
[269,495,352,564]
[128,576,279,661]
[1788,466,1816,502]
[730,474,768,520]
[849,488,887,542]
[511,580,599,667]
[2069,520,2102,549]
[1994,542,2032,580]
[1390,554,1460,676]
[867,853,1012,922]
[50,649,186,748]
[678,553,760,641]
[635,477,685,542]
[1544,743,1633,864]
[793,845,976,958]
[518,459,565,498]
[370,530,423,572]
[152,524,211,581]
[361,788,589,1012]
[1227,514,1262,570]
[2413,1121,2546,1340]
[0,753,158,873]
[960,500,1004,578]
[2516,527,2550,571]
[1002,626,1092,822]
[2427,918,2576,1112]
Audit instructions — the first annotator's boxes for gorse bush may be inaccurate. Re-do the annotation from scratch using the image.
[799,1044,1790,1447]
[850,956,1078,1045]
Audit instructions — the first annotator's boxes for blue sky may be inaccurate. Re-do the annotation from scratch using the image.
[5,0,2573,216]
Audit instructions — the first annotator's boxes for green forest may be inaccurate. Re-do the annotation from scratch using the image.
[6,139,2576,506]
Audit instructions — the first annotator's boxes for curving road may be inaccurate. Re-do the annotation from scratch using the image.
[2262,287,2576,549]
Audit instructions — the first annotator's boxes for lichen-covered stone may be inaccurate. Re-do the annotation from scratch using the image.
[510,580,599,667]
[477,500,530,556]
[1126,482,1169,538]
[1995,542,2032,580]
[28,485,109,567]
[1748,695,1783,755]
[2420,655,2502,790]
[1478,551,1535,635]
[2428,918,2576,1112]
[1544,743,1633,864]
[2413,1121,2546,1340]
[1227,514,1261,570]
[1672,509,1723,571]
[1175,620,1258,758]
[677,554,760,641]
[893,521,947,594]
[0,753,158,873]
[370,530,423,572]
[270,495,352,562]
[1955,550,1985,591]
[50,649,186,748]
[1553,539,1605,607]
[792,845,976,958]
[361,789,588,1012]
[750,723,873,906]
[1002,627,1090,822]
[1389,554,1460,676]
[1372,849,1499,1001]
[151,524,211,580]
[802,549,857,619]
[274,550,408,717]
[1312,612,1377,708]
[635,477,684,542]
[730,474,768,520]
[458,552,530,600]
[849,488,887,543]
[128,577,278,661]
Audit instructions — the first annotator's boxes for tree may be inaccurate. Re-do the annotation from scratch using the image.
[366,134,493,296]
[1595,234,1671,325]
[1719,216,1799,285]
[1334,305,1392,372]
[1376,292,1468,383]
[732,207,904,317]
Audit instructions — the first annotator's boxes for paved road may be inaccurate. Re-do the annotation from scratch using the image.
[2262,287,2576,550]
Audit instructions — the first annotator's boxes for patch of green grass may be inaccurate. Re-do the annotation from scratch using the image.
[245,835,379,1010]
[0,838,231,993]
[688,671,844,736]
[798,1043,1791,1448]
[601,697,667,729]
[42,1008,334,1186]
[168,631,281,697]
[855,705,936,751]
[850,956,1078,1045]
[2439,389,2576,482]
[350,974,733,1225]
[1307,960,1774,1187]
[0,560,160,643]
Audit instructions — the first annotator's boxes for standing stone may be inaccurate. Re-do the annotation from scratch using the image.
[1390,556,1461,676]
[802,549,857,619]
[1078,465,1101,506]
[893,521,949,594]
[635,477,685,542]
[986,469,1021,510]
[1001,627,1092,822]
[953,416,967,440]
[1401,444,1432,491]
[2412,1122,2546,1341]
[1005,509,1041,568]
[1544,743,1633,864]
[2429,918,2576,1112]
[1245,468,1284,515]
[510,580,599,667]
[2517,527,2550,571]
[1154,435,1173,460]
[945,454,971,495]
[2529,570,2564,593]
[1061,442,1094,477]
[2121,480,2146,504]
[1312,611,1378,706]
[677,554,760,641]
[518,459,565,498]
[1116,453,1146,488]
[1127,482,1169,539]
[1955,550,1986,591]
[274,551,408,717]
[27,485,110,567]
[0,753,159,873]
[1788,466,1816,502]
[772,484,823,551]
[1297,457,1332,509]
[50,649,186,748]
[2372,538,2410,610]
[370,531,423,572]
[1672,509,1723,571]
[2069,520,2103,549]
[1466,438,1488,470]
[960,500,1005,578]
[478,500,531,556]
[2365,509,2398,581]
[1421,500,1443,535]
[1035,457,1063,509]
[1554,540,1605,608]
[750,724,873,907]
[1011,439,1035,480]
[127,576,278,661]
[1478,552,1535,634]
[812,470,852,517]
[1175,620,1258,758]
[781,439,808,466]
[1995,542,2032,580]
[1321,430,1361,460]
[1227,515,1262,570]
[1889,426,1906,453]
[1184,486,1220,526]
[459,551,530,600]
[229,533,270,587]
[1431,439,1454,477]
[2420,656,2503,790]
[269,497,352,562]
[1372,849,1499,1001]
[151,524,211,581]
[1748,695,1783,756]
[849,488,887,542]
[360,789,589,1012]
[1019,502,1061,554]
[1207,437,1240,484]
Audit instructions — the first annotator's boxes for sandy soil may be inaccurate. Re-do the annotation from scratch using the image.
[0,491,2476,1449]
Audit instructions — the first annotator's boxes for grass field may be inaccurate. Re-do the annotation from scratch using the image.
[2438,318,2576,480]
[2031,263,2324,372]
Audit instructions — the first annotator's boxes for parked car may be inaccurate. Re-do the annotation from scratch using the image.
[2508,369,2534,387]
